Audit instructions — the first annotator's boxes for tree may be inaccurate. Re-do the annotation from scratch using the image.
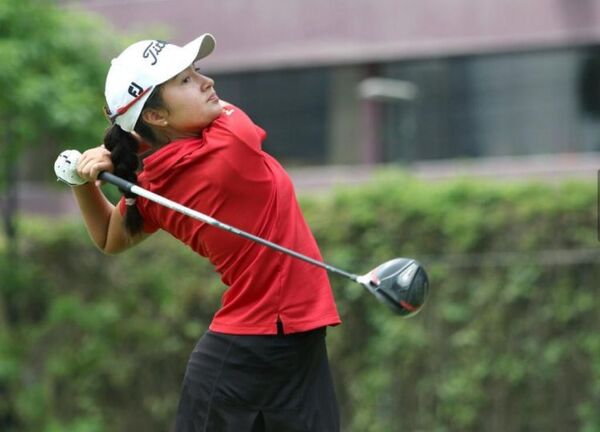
[0,0,122,161]
[0,2,124,429]
[0,0,123,243]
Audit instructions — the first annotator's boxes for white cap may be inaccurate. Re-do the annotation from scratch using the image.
[104,33,216,132]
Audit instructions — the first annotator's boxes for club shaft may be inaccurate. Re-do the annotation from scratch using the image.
[99,172,360,282]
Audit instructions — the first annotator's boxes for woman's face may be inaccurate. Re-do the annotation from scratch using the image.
[155,66,222,136]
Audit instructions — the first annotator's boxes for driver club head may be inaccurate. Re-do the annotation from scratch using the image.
[357,258,429,317]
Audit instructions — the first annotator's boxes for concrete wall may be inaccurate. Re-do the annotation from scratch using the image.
[66,0,600,72]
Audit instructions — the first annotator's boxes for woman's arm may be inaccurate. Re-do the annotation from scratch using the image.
[73,146,151,254]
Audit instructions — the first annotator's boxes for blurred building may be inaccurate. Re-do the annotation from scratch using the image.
[62,0,600,168]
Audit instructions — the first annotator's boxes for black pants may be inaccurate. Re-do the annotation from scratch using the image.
[174,328,340,432]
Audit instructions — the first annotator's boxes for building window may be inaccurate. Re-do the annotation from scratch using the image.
[213,68,330,165]
[379,47,595,162]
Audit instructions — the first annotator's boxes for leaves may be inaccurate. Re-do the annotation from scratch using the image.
[1,174,599,431]
[0,0,125,185]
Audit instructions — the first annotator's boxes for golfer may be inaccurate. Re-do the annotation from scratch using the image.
[69,34,341,431]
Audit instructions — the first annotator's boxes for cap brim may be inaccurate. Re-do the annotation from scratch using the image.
[185,33,216,62]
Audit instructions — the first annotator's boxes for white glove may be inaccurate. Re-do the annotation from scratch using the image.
[54,150,87,186]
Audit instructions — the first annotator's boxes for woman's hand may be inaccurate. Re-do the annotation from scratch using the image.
[76,146,113,186]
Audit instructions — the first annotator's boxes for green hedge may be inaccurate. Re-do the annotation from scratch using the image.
[1,173,599,432]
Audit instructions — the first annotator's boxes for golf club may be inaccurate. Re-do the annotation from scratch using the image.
[55,150,429,317]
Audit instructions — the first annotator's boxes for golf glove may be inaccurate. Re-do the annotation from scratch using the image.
[54,149,87,186]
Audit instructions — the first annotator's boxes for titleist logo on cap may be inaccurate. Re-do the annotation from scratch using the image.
[143,41,168,65]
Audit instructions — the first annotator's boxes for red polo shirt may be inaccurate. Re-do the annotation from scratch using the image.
[119,104,341,334]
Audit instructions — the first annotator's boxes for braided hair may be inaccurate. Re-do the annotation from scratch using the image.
[103,86,166,235]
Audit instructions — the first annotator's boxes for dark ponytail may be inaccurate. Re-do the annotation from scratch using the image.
[103,125,144,236]
[102,85,166,235]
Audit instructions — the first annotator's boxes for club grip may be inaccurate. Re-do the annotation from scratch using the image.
[98,172,136,192]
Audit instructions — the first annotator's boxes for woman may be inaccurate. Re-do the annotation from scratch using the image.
[70,34,341,431]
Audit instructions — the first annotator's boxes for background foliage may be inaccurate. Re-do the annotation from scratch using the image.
[1,175,598,432]
[0,0,122,182]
